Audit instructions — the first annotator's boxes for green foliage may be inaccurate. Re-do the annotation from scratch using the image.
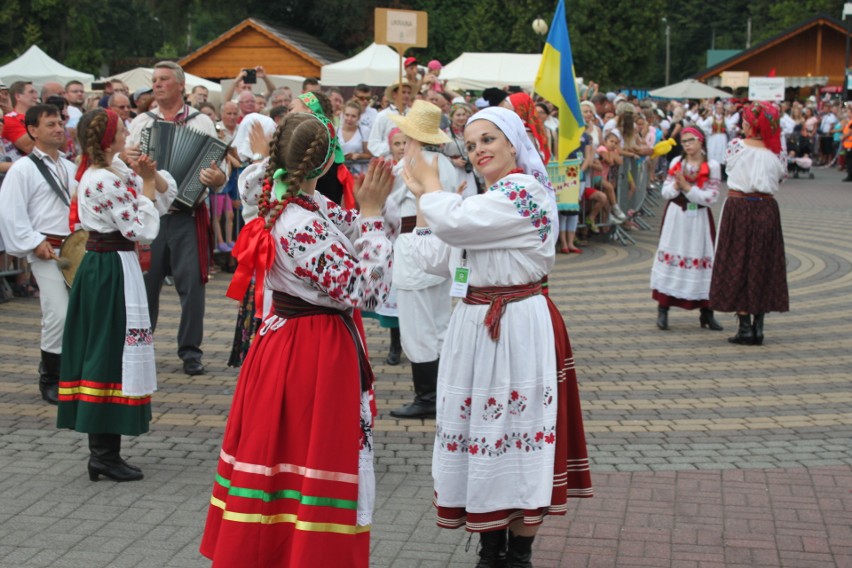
[0,0,846,86]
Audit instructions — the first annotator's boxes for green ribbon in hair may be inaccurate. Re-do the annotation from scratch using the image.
[272,168,291,200]
[297,93,346,165]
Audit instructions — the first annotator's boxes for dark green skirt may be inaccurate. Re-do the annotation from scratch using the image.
[57,251,152,436]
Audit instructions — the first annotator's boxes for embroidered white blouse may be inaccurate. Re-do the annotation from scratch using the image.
[725,138,786,195]
[77,167,160,242]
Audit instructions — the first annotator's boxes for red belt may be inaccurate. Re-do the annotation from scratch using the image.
[86,231,135,252]
[400,216,417,234]
[463,281,543,341]
[728,190,773,200]
[43,234,67,248]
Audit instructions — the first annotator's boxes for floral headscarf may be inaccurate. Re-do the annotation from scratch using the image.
[743,101,781,154]
[508,92,550,164]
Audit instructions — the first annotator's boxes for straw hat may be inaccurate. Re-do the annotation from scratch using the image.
[384,78,411,101]
[389,100,450,145]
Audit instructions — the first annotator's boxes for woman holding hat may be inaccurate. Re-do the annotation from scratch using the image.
[58,108,170,482]
[386,100,458,419]
[404,106,593,567]
[710,102,788,345]
[201,112,397,567]
[650,125,723,331]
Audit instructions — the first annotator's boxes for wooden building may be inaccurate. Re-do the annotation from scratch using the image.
[178,18,345,80]
[694,14,849,93]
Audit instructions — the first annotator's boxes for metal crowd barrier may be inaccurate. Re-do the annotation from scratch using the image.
[0,252,23,302]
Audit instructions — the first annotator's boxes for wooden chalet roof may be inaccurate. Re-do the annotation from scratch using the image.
[693,13,847,81]
[178,18,345,79]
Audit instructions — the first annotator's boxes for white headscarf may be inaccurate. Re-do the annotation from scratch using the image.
[466,106,552,194]
[233,113,277,162]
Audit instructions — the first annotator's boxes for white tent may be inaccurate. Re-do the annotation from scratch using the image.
[649,79,732,99]
[321,43,402,87]
[0,45,94,87]
[440,53,542,91]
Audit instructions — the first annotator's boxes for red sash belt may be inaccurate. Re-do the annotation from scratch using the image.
[271,291,374,391]
[728,189,774,200]
[86,231,135,252]
[43,234,67,248]
[463,281,543,341]
[400,216,417,234]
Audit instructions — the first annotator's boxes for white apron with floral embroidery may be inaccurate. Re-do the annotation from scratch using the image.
[118,251,157,396]
[650,157,721,301]
[410,173,561,513]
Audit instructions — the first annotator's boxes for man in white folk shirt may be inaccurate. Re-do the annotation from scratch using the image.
[0,104,77,404]
[387,101,458,419]
[367,79,412,158]
[125,61,227,376]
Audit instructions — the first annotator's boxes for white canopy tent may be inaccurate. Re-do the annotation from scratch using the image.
[100,67,223,106]
[649,79,732,99]
[440,53,542,91]
[320,43,402,87]
[0,45,94,87]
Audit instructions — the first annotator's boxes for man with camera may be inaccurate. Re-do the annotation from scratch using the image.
[126,61,226,376]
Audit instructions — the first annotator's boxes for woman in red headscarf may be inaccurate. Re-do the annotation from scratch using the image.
[508,92,552,164]
[709,102,788,345]
[58,108,167,482]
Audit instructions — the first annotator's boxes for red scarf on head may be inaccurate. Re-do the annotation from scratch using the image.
[70,110,120,231]
[743,102,781,154]
[509,92,551,164]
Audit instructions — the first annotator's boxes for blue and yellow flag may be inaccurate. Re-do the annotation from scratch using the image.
[535,0,585,163]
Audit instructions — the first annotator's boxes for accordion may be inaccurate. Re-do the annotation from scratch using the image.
[139,121,228,209]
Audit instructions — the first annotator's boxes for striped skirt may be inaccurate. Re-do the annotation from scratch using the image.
[200,312,374,567]
[57,250,152,435]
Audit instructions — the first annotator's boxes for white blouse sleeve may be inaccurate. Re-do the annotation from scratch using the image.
[280,214,393,310]
[239,160,268,207]
[418,179,555,250]
[661,156,681,200]
[410,227,453,278]
[323,196,400,244]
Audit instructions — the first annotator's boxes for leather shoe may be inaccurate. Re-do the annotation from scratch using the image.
[183,360,205,375]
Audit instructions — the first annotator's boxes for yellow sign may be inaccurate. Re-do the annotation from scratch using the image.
[375,8,428,49]
[721,71,749,89]
[547,159,581,212]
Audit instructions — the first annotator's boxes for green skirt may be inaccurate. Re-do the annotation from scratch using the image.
[57,251,152,436]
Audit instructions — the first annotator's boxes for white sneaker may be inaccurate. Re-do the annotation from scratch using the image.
[611,205,628,221]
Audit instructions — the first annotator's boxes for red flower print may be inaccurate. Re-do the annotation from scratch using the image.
[447,442,458,452]
[511,391,519,401]
[519,189,528,198]
[535,431,544,442]
[545,433,555,444]
[294,233,316,244]
[487,397,497,406]
[495,439,502,449]
[516,440,523,449]
[113,180,121,188]
[469,444,479,455]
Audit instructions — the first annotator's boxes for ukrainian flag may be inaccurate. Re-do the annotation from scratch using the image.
[535,0,585,163]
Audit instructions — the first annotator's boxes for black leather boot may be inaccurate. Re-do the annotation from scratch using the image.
[752,313,765,345]
[475,529,508,568]
[385,328,402,366]
[389,360,438,419]
[699,308,723,331]
[656,306,669,330]
[507,532,535,568]
[88,433,143,482]
[39,350,60,405]
[728,314,754,345]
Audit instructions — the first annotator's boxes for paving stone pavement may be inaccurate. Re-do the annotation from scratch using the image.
[1,170,851,567]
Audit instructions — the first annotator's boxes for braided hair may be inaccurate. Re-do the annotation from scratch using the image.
[77,109,111,169]
[259,113,331,230]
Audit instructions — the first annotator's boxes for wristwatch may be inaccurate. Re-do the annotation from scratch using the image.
[252,152,263,162]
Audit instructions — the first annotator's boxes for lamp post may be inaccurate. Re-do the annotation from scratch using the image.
[532,17,548,50]
[662,17,671,86]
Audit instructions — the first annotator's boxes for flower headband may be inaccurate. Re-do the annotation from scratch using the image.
[297,93,345,164]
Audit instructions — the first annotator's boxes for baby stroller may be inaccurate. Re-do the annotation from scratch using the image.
[787,125,815,179]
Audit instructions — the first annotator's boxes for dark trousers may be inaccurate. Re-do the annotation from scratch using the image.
[144,211,205,363]
[846,149,852,179]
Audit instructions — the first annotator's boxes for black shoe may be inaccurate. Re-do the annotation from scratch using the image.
[476,529,508,568]
[752,313,765,345]
[699,308,723,331]
[843,177,852,182]
[507,532,534,568]
[88,433,143,482]
[385,328,402,366]
[390,360,438,419]
[728,314,754,345]
[39,350,61,405]
[656,306,669,330]
[183,360,205,375]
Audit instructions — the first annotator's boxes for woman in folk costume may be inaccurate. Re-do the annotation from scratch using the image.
[387,100,458,420]
[703,99,729,169]
[710,102,788,345]
[651,126,723,331]
[200,112,397,567]
[58,108,168,482]
[507,92,551,164]
[404,107,592,568]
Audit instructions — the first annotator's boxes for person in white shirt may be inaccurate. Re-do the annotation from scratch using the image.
[0,104,77,404]
[367,80,412,158]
